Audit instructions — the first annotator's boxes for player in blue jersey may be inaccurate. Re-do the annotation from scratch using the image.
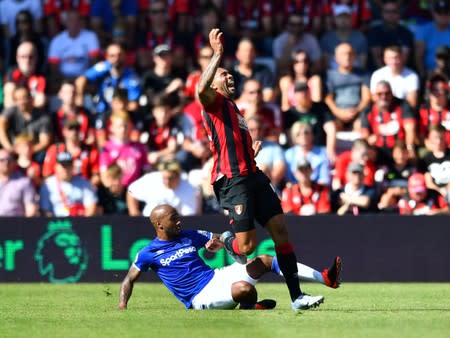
[118,204,342,310]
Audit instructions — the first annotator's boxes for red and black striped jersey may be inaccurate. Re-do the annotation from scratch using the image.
[201,93,257,183]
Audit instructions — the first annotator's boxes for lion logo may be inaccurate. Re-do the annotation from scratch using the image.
[34,220,88,283]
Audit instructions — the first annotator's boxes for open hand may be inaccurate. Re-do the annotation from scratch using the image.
[209,28,224,55]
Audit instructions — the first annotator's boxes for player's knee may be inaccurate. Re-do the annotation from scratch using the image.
[231,281,256,302]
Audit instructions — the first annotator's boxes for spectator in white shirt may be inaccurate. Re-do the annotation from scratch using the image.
[370,45,419,109]
[47,9,100,86]
[127,159,202,217]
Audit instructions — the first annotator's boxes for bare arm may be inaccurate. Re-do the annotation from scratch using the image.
[25,202,38,217]
[75,75,88,107]
[3,82,16,108]
[0,115,13,150]
[126,191,141,216]
[32,132,52,154]
[118,265,141,309]
[197,29,223,107]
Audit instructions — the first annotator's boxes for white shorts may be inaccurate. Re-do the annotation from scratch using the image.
[191,263,258,310]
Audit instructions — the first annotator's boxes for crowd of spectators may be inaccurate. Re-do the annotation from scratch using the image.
[0,0,449,217]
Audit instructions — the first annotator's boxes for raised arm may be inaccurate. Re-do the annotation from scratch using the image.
[197,29,223,107]
[118,265,141,310]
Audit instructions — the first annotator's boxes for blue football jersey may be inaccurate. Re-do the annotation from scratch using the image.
[133,230,215,308]
[84,61,141,114]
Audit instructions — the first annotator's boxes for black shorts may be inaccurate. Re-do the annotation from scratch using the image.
[213,170,283,233]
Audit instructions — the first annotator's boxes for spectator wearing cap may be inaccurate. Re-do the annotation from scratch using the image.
[369,45,420,109]
[127,159,201,216]
[320,4,368,70]
[141,44,184,107]
[284,81,337,163]
[42,118,100,187]
[398,172,449,215]
[52,80,91,144]
[414,0,450,78]
[273,12,322,77]
[47,10,100,89]
[418,74,450,145]
[0,85,52,162]
[332,161,377,215]
[39,151,98,217]
[366,0,414,71]
[418,125,450,202]
[246,115,286,190]
[0,148,38,217]
[324,42,371,132]
[278,49,323,112]
[75,43,141,121]
[281,159,331,216]
[285,121,331,186]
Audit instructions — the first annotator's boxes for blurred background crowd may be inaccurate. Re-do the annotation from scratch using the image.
[0,0,449,218]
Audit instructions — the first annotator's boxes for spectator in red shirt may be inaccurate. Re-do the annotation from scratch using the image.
[42,118,100,186]
[398,173,450,215]
[332,138,376,190]
[3,41,46,109]
[360,80,416,159]
[418,73,450,145]
[282,159,331,215]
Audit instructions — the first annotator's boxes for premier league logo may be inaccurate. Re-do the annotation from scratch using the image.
[34,220,88,283]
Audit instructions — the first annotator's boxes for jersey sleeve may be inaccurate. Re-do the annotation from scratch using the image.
[84,61,112,81]
[47,36,61,64]
[185,230,213,248]
[133,248,154,271]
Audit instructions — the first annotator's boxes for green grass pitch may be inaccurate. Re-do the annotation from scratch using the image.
[1,283,450,338]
